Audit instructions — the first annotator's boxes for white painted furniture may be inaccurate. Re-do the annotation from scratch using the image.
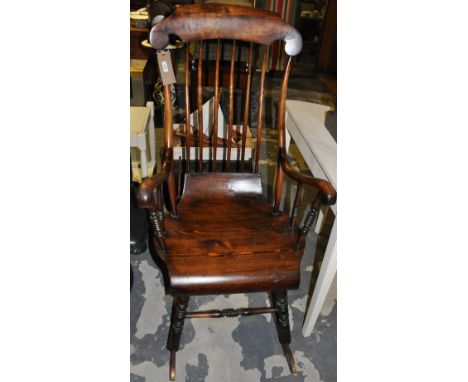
[130,59,147,107]
[284,100,337,337]
[131,102,156,179]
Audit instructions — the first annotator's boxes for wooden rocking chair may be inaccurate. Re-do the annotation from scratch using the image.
[135,3,337,380]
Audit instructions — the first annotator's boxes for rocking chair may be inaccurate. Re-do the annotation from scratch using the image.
[136,3,337,380]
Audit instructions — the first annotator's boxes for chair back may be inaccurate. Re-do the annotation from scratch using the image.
[148,3,302,212]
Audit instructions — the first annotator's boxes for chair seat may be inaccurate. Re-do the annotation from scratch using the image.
[159,173,303,295]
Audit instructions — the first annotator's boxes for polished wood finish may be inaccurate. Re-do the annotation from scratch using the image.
[296,193,321,249]
[276,57,293,151]
[186,306,277,319]
[135,4,336,379]
[279,147,336,205]
[212,40,221,170]
[150,4,289,48]
[273,57,293,214]
[290,183,304,230]
[177,156,182,198]
[163,85,173,148]
[197,43,204,172]
[226,40,236,170]
[240,42,253,171]
[272,290,296,373]
[149,207,167,252]
[136,147,172,209]
[272,290,291,343]
[185,47,191,173]
[254,47,268,173]
[167,295,189,381]
[161,173,301,295]
[167,296,189,352]
[164,84,178,217]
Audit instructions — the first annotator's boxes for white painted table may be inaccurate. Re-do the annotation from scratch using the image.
[285,100,337,337]
[130,102,156,179]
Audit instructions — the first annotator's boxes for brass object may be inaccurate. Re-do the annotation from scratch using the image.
[281,343,297,374]
[169,351,176,381]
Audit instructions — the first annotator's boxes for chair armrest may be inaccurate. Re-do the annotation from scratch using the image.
[279,148,336,206]
[135,148,173,208]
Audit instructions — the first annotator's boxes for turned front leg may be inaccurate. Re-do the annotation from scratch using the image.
[167,296,189,381]
[272,290,291,344]
[272,290,296,374]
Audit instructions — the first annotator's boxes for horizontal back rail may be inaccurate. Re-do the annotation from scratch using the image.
[149,4,302,56]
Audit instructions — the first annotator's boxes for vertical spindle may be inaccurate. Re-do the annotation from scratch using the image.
[296,193,321,248]
[254,47,268,173]
[149,208,166,251]
[289,183,304,229]
[177,156,182,197]
[197,42,203,172]
[226,40,236,171]
[185,46,191,173]
[273,57,293,214]
[163,83,178,216]
[156,184,165,232]
[212,39,221,172]
[240,42,253,172]
[149,184,166,251]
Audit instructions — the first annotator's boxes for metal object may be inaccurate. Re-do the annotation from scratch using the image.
[169,351,176,381]
[282,343,297,374]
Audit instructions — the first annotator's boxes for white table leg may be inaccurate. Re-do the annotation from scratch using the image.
[315,207,325,234]
[140,147,148,179]
[302,215,337,337]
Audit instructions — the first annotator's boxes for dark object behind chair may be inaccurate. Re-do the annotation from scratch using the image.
[131,159,148,256]
[131,165,148,290]
[131,180,148,255]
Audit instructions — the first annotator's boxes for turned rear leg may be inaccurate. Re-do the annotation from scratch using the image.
[272,290,296,374]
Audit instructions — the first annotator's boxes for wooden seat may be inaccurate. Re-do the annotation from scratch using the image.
[135,3,336,380]
[163,173,301,295]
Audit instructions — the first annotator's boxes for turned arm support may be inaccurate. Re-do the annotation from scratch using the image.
[277,148,336,248]
[135,148,173,209]
[278,148,336,206]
